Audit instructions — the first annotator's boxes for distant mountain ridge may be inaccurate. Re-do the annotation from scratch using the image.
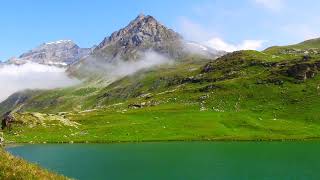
[5,40,92,66]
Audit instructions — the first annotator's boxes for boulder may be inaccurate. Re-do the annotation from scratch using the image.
[1,111,15,130]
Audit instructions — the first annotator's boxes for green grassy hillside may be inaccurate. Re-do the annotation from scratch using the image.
[2,48,320,143]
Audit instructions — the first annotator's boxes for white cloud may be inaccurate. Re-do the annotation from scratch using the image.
[254,0,286,11]
[177,17,266,52]
[0,63,79,102]
[205,38,265,52]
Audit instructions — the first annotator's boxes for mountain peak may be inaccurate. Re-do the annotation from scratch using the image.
[129,13,155,25]
[126,14,164,33]
[95,14,183,60]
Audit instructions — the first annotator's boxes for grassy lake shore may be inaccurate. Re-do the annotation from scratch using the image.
[0,148,69,180]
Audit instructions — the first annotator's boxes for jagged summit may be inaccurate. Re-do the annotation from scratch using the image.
[94,14,183,60]
[131,13,147,24]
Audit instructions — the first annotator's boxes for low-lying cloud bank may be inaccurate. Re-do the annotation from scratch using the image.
[107,51,172,78]
[0,62,80,102]
[78,51,172,81]
[0,51,172,102]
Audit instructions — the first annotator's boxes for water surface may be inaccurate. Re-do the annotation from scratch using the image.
[7,142,320,180]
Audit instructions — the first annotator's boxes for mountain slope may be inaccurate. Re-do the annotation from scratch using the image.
[2,48,320,142]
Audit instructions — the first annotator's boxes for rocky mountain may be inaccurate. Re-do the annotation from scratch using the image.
[84,14,223,61]
[69,14,224,76]
[6,40,91,66]
[92,14,184,61]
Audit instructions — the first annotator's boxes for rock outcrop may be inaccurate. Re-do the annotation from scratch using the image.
[287,62,320,81]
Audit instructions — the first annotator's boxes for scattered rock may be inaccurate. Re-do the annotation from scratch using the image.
[279,48,320,56]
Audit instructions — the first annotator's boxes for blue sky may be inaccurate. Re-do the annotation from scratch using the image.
[1,0,320,61]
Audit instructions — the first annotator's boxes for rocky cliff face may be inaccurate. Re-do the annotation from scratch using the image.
[7,40,91,66]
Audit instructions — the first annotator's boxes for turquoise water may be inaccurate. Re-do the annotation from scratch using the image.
[6,142,320,180]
